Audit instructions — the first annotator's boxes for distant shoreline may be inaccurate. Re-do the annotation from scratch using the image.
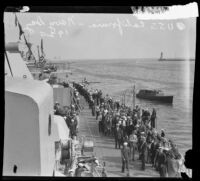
[46,58,195,63]
[158,58,195,61]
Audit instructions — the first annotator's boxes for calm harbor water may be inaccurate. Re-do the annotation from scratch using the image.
[65,58,194,154]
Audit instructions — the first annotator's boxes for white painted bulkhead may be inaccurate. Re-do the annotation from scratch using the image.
[4,92,41,176]
[4,78,57,176]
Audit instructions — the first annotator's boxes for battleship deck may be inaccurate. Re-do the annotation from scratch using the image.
[78,96,159,177]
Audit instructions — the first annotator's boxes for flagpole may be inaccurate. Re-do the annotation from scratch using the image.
[15,13,37,64]
[23,33,37,64]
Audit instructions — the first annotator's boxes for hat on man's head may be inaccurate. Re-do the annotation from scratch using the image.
[78,163,84,167]
[135,124,139,128]
[141,136,146,141]
[121,112,125,116]
[162,137,167,143]
[163,147,170,151]
[94,159,99,165]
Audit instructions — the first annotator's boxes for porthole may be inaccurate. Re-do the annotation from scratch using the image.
[23,75,27,78]
[13,165,17,173]
[48,114,51,136]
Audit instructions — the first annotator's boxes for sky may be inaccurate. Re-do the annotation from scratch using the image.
[4,12,196,60]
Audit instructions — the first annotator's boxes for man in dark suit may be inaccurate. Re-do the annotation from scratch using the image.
[114,124,123,149]
[150,108,156,128]
[91,99,95,116]
[139,122,147,135]
[121,142,130,174]
[96,105,100,120]
[158,148,167,177]
[140,136,148,170]
[129,130,138,161]
[69,118,77,138]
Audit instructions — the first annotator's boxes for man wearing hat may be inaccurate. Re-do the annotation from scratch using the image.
[134,115,139,125]
[129,130,138,161]
[75,163,85,176]
[97,90,102,105]
[139,121,147,135]
[161,129,165,138]
[54,102,62,115]
[114,123,123,149]
[54,101,59,109]
[121,142,130,174]
[154,143,165,171]
[166,150,179,177]
[171,143,181,160]
[150,108,157,128]
[112,114,119,127]
[95,105,100,120]
[140,136,148,170]
[91,99,95,117]
[157,147,167,177]
[121,116,127,136]
[138,131,145,159]
[150,137,157,166]
[126,117,133,137]
[69,118,77,139]
[73,113,79,130]
[136,105,141,119]
[71,104,75,110]
[115,100,120,110]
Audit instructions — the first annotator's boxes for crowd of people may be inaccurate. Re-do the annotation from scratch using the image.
[73,82,185,177]
[54,86,81,139]
[53,85,107,177]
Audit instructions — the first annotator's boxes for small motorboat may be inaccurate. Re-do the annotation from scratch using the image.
[136,89,173,103]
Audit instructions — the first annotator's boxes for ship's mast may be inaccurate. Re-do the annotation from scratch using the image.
[133,85,136,109]
[41,39,44,57]
[37,45,40,60]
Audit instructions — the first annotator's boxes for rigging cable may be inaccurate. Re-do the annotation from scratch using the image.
[5,51,13,77]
